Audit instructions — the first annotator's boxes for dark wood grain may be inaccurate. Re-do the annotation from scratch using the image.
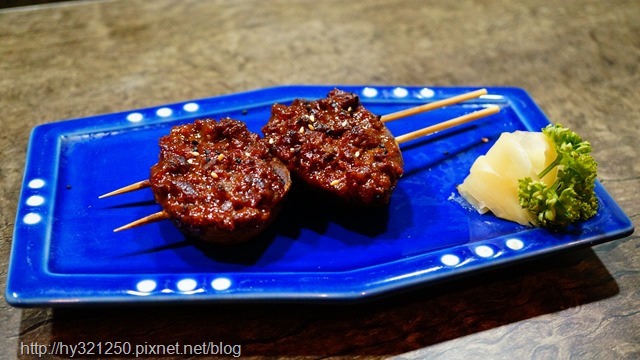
[0,1,83,10]
[1,0,638,359]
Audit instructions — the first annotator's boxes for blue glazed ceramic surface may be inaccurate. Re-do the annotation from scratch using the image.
[6,85,634,306]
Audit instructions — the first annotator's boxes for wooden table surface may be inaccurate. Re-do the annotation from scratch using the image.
[1,0,638,358]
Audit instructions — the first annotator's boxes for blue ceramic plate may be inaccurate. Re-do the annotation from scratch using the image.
[6,85,634,307]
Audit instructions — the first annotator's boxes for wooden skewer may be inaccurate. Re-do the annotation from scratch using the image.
[395,105,500,144]
[99,179,150,199]
[113,211,170,232]
[381,88,488,123]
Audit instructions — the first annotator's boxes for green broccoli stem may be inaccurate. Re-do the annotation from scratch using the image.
[537,153,562,179]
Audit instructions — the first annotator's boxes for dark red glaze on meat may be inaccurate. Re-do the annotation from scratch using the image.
[149,119,290,244]
[262,89,404,206]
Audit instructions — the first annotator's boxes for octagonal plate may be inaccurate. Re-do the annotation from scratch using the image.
[6,85,634,306]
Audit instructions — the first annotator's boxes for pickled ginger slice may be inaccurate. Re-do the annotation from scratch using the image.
[457,131,557,226]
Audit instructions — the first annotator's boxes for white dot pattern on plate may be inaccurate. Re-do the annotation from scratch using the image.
[474,245,495,258]
[23,213,42,225]
[211,277,232,291]
[177,278,198,292]
[506,238,525,250]
[126,112,144,122]
[28,179,45,189]
[122,237,533,296]
[362,87,378,97]
[156,107,173,117]
[23,179,48,226]
[136,279,157,293]
[420,87,435,98]
[183,102,199,112]
[393,87,409,98]
[26,195,45,206]
[440,254,460,266]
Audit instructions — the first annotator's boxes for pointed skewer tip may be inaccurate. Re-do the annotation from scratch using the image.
[113,211,170,232]
[98,179,151,199]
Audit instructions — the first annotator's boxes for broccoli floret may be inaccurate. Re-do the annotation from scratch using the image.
[517,124,598,229]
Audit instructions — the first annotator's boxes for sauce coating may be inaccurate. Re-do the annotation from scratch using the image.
[150,119,290,243]
[262,89,404,206]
